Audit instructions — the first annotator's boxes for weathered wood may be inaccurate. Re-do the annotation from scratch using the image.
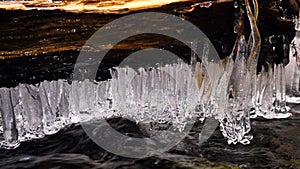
[0,0,296,87]
[0,0,295,59]
[0,1,238,59]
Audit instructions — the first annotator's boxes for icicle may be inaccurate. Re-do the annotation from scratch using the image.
[39,80,61,135]
[19,84,44,139]
[10,87,25,141]
[219,35,252,145]
[273,64,291,118]
[285,20,300,103]
[256,65,273,118]
[0,88,20,149]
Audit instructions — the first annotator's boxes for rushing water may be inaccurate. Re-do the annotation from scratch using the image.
[1,112,300,169]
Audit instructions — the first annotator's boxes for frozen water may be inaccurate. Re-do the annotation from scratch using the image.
[0,88,20,149]
[274,64,291,118]
[255,64,291,119]
[285,21,300,103]
[285,31,300,103]
[219,35,253,145]
[0,59,204,148]
[0,35,295,149]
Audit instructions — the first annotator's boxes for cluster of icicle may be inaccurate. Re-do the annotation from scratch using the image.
[0,0,295,149]
[0,44,294,149]
[220,0,291,144]
[211,0,291,144]
[0,34,293,150]
[217,36,291,145]
[0,60,206,149]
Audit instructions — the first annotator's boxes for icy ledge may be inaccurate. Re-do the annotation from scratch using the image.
[0,56,291,149]
[0,61,206,149]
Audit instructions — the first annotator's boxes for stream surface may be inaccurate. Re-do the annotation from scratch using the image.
[1,112,300,169]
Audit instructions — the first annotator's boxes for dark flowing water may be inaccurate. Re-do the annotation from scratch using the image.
[1,112,300,169]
